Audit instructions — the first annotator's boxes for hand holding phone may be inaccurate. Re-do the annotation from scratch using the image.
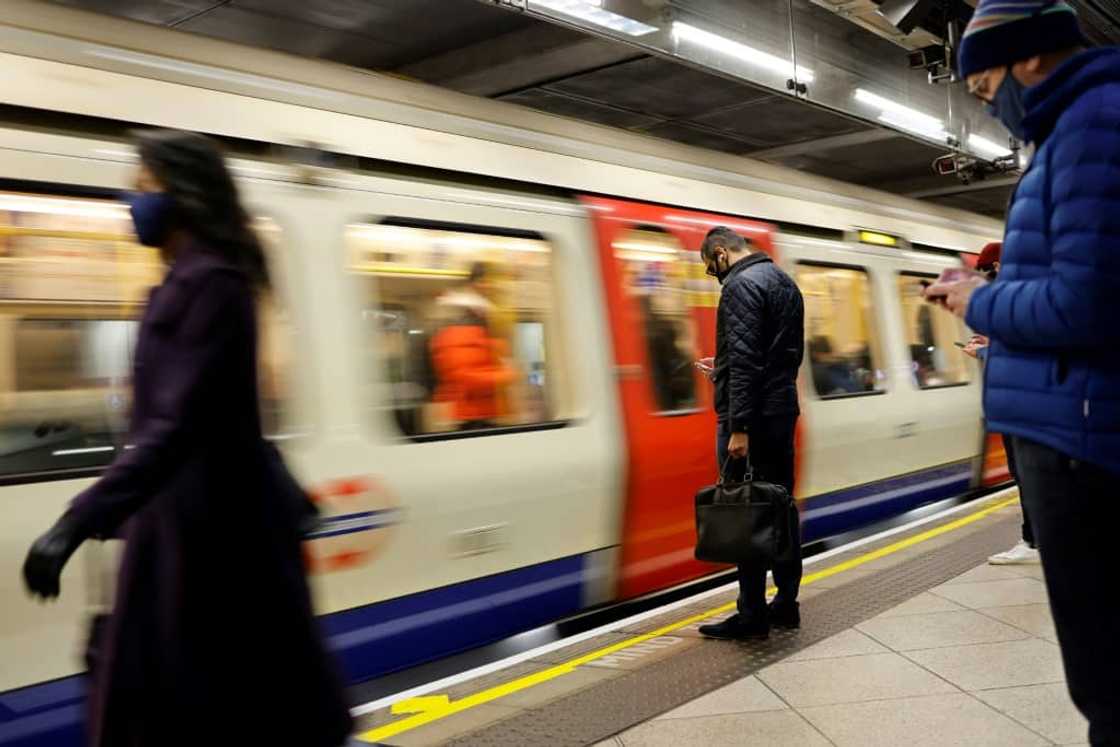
[695,357,715,382]
[922,267,987,316]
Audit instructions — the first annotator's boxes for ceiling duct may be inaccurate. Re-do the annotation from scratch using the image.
[878,0,938,33]
[875,0,973,38]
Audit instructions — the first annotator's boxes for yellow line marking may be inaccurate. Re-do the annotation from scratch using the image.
[390,695,450,716]
[359,494,1019,742]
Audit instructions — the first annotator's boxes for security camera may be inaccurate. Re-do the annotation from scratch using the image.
[908,45,946,70]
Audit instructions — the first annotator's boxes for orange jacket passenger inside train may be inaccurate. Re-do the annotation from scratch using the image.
[430,262,516,429]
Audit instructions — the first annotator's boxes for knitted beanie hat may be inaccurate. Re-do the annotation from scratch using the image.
[958,0,1087,78]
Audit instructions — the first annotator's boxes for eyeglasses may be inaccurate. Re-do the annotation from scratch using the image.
[967,71,996,103]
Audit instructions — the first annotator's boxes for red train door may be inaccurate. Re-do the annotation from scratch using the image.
[581,196,778,599]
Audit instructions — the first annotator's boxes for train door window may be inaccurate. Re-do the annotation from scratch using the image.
[896,273,971,389]
[0,193,159,475]
[253,217,301,439]
[346,220,566,438]
[0,192,298,477]
[614,227,700,414]
[795,264,887,398]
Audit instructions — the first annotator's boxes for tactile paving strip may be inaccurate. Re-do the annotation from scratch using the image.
[444,515,1019,747]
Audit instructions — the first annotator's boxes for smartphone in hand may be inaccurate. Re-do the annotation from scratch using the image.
[695,357,715,382]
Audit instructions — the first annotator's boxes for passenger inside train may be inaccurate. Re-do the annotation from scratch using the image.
[350,224,558,436]
[429,261,516,431]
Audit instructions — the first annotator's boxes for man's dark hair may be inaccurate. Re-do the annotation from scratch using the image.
[700,226,750,261]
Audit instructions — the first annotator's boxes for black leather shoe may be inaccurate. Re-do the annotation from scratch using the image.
[698,613,769,640]
[768,600,800,629]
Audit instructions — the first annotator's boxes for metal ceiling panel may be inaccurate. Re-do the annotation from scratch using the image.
[498,88,666,130]
[49,0,219,25]
[774,136,946,185]
[926,188,1016,218]
[232,0,401,32]
[546,56,773,121]
[692,96,869,149]
[635,120,764,154]
[233,0,535,63]
[174,5,400,68]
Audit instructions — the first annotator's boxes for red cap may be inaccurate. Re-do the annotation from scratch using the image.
[976,242,1001,271]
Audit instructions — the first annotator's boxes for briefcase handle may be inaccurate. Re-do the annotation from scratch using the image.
[719,455,754,485]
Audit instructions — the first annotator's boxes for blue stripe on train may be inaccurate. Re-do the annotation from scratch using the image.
[321,554,586,682]
[0,460,976,745]
[800,460,974,543]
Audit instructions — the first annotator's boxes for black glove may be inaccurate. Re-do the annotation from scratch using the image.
[23,514,84,600]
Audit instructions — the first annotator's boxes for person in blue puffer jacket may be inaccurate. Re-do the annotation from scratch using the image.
[925,3,1120,743]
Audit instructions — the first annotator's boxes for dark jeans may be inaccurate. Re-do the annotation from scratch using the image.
[1014,437,1120,746]
[717,416,802,619]
[1002,433,1035,547]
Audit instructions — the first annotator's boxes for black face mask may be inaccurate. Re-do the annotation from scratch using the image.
[709,252,733,284]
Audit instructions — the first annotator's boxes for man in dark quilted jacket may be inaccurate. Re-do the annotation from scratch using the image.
[697,226,805,641]
[927,3,1120,742]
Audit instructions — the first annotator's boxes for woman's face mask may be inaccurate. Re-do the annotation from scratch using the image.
[127,191,175,248]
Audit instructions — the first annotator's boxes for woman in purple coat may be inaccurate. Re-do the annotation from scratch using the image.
[22,130,353,746]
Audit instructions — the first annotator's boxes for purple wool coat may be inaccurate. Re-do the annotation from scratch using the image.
[64,246,352,746]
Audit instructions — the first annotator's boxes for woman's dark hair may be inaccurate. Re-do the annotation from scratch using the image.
[136,129,270,289]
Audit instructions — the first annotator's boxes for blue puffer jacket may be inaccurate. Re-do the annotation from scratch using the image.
[966,47,1120,472]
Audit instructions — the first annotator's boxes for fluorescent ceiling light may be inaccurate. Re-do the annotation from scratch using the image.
[878,110,948,141]
[533,0,658,37]
[854,89,947,142]
[672,22,814,83]
[968,133,1013,159]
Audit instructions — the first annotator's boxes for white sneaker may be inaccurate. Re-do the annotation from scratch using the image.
[989,540,1041,565]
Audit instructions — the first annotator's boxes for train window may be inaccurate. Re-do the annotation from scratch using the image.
[347,220,565,438]
[795,264,887,398]
[253,217,300,439]
[0,192,297,478]
[896,273,972,389]
[614,227,700,414]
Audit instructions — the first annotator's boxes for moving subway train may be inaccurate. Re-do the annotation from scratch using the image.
[0,4,1010,742]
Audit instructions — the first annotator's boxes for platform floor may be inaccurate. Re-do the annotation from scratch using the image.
[606,547,1083,746]
[354,491,1087,746]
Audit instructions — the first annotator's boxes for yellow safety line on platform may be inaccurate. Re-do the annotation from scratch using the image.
[359,493,1019,743]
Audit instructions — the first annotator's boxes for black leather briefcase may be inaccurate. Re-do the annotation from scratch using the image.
[695,462,796,565]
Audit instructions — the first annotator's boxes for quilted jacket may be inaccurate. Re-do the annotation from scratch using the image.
[965,47,1120,471]
[713,253,804,432]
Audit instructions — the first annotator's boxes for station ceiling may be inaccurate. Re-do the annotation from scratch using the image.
[49,0,1120,219]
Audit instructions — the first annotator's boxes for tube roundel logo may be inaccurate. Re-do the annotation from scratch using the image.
[303,476,402,573]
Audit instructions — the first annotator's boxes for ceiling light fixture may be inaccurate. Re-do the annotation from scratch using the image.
[532,0,658,37]
[672,22,814,83]
[854,88,948,142]
[967,133,1013,159]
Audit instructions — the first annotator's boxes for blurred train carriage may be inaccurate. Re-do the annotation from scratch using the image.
[0,8,1011,745]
